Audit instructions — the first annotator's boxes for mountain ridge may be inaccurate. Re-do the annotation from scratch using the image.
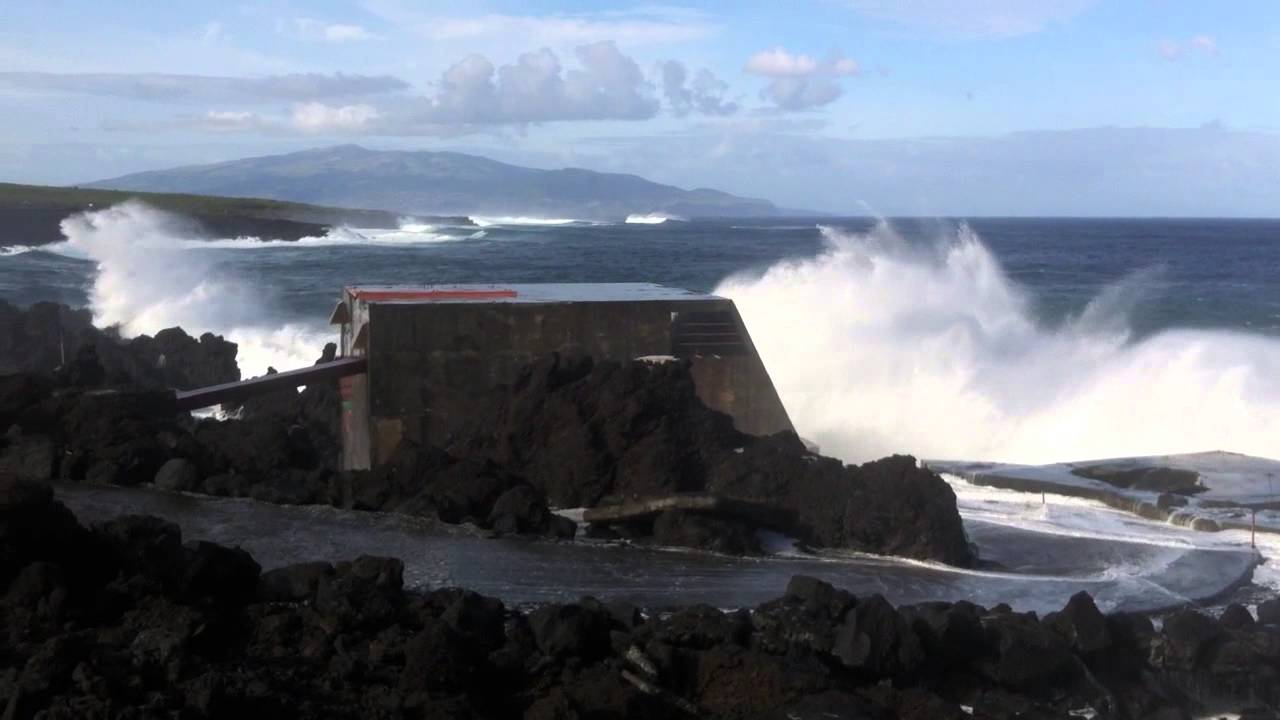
[86,145,782,219]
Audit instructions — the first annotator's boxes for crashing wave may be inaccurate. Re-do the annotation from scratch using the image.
[58,201,332,378]
[717,220,1280,465]
[626,213,684,224]
[469,216,581,228]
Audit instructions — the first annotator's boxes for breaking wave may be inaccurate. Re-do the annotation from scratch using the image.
[469,216,583,227]
[625,213,682,225]
[58,201,331,377]
[717,221,1280,465]
[0,245,38,256]
[190,225,468,249]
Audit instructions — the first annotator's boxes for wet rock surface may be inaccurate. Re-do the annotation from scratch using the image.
[0,300,238,390]
[0,300,568,540]
[1,318,975,562]
[462,353,974,565]
[3,478,1278,719]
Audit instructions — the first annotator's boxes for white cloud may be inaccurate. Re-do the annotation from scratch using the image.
[1159,40,1183,60]
[831,58,861,75]
[418,41,659,125]
[1160,35,1219,61]
[0,71,408,103]
[845,0,1096,38]
[294,18,375,42]
[364,4,716,48]
[192,110,271,132]
[325,24,373,42]
[744,48,861,110]
[1190,35,1218,54]
[291,103,380,131]
[745,49,820,77]
[660,61,738,116]
[201,21,226,43]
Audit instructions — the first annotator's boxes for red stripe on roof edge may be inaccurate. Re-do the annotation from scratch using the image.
[350,289,518,302]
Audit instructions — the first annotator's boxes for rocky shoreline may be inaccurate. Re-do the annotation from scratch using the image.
[4,476,1280,719]
[4,300,1280,717]
[929,457,1280,538]
[1,300,974,565]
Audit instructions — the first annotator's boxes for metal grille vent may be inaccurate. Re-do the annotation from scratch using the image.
[671,311,746,357]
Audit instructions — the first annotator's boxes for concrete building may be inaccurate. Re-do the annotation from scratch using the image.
[330,283,794,471]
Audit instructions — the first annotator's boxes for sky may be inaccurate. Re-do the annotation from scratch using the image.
[1,0,1278,216]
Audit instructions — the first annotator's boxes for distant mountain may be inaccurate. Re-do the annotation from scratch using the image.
[86,145,781,219]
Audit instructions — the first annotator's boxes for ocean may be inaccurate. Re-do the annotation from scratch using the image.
[3,204,1278,465]
[3,203,1280,612]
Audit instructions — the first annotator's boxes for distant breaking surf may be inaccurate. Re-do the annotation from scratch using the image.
[626,213,684,224]
[469,216,583,227]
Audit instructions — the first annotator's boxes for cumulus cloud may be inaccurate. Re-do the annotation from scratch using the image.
[845,0,1096,38]
[746,49,817,77]
[0,71,408,103]
[1160,35,1218,60]
[186,110,272,133]
[291,103,381,131]
[659,61,738,116]
[37,42,730,136]
[419,41,658,125]
[744,48,860,110]
[294,18,375,42]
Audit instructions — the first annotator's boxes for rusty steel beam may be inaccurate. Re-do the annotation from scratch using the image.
[174,357,367,411]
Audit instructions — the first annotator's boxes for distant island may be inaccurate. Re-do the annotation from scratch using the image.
[85,144,783,220]
[0,182,461,247]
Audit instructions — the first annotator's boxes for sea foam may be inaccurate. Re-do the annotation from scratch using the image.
[717,221,1280,465]
[59,201,331,378]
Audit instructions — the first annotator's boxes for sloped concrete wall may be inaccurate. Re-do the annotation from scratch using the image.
[345,298,792,469]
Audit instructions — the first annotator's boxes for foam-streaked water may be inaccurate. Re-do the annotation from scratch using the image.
[54,479,1262,614]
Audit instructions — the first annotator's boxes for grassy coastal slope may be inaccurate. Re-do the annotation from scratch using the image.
[0,181,432,246]
[87,144,781,219]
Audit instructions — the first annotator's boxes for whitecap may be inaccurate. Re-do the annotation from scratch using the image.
[718,220,1280,465]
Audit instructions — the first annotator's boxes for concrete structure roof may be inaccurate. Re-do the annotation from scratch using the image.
[345,283,717,304]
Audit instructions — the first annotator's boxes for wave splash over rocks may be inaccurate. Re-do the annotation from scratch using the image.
[58,201,331,377]
[718,221,1280,465]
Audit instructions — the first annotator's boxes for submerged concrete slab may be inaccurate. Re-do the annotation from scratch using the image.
[927,451,1280,535]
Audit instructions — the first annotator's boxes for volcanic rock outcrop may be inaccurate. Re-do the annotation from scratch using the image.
[0,302,973,562]
[461,353,974,565]
[0,299,238,390]
[2,477,1278,719]
[0,299,569,539]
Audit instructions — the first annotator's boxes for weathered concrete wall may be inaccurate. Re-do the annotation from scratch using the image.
[343,297,793,469]
[686,303,793,438]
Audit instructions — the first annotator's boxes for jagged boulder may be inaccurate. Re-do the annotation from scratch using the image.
[0,428,56,481]
[154,457,199,492]
[257,561,334,603]
[1043,591,1112,655]
[465,353,974,565]
[463,353,742,508]
[1258,598,1280,626]
[127,327,239,389]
